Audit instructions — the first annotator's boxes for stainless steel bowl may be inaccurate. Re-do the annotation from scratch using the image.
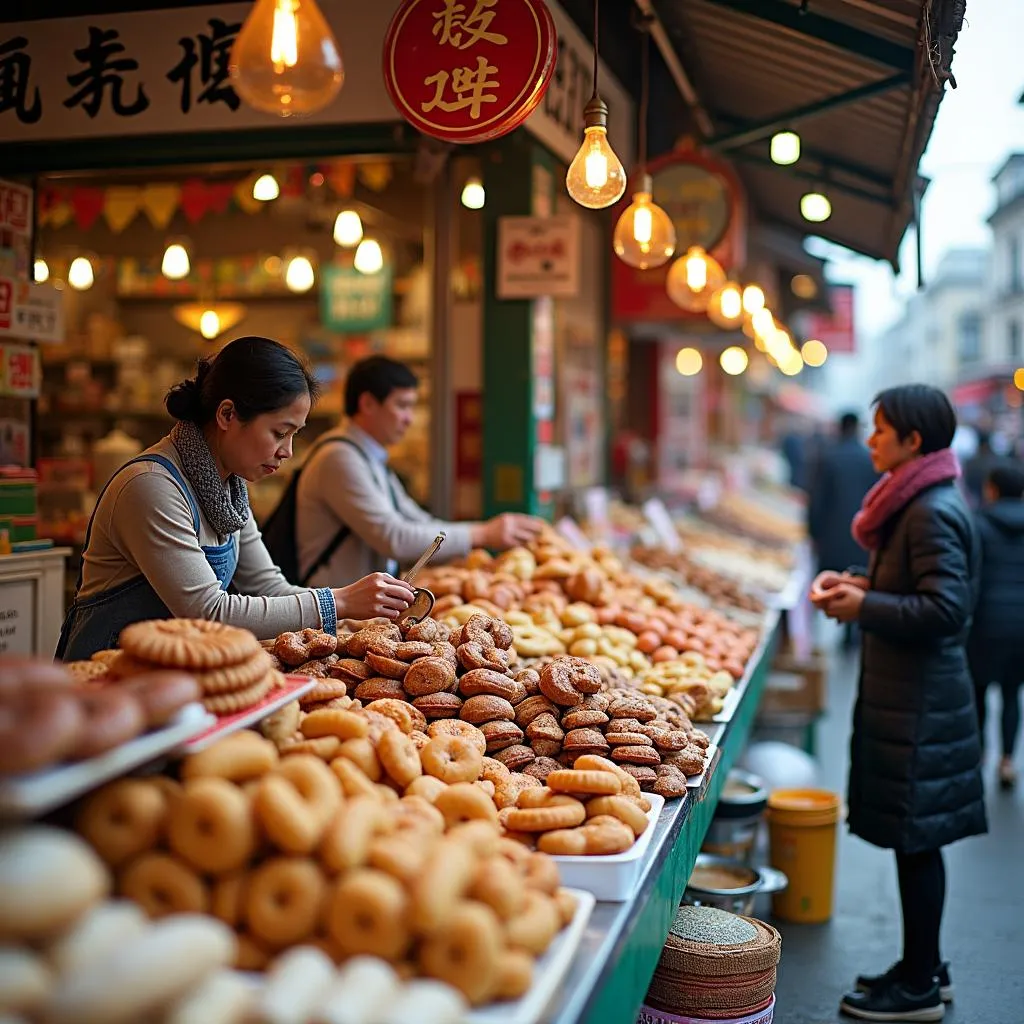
[683,854,788,917]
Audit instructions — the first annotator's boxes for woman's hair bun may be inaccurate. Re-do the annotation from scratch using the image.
[164,377,204,422]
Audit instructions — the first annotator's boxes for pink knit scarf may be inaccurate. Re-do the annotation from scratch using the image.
[851,448,961,551]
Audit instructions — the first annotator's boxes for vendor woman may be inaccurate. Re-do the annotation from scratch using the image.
[57,336,415,661]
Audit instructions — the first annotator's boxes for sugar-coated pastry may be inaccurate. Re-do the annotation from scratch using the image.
[375,979,469,1024]
[0,946,52,1015]
[165,969,255,1024]
[45,901,147,975]
[312,956,399,1024]
[255,946,336,1024]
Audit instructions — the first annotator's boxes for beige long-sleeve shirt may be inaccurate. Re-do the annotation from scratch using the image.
[79,436,332,640]
[295,424,473,589]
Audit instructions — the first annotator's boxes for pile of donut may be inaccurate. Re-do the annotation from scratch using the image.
[74,728,580,1007]
[258,612,710,798]
[629,545,765,614]
[0,826,469,1024]
[0,658,199,777]
[66,619,286,719]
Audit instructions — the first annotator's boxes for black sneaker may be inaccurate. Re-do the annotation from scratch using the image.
[840,980,945,1022]
[856,962,953,1003]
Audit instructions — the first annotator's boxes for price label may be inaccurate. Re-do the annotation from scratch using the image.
[642,498,682,553]
[555,517,592,552]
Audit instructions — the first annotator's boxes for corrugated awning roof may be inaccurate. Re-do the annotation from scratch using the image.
[647,0,964,267]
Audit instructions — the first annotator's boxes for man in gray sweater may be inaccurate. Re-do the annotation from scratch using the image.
[296,356,542,588]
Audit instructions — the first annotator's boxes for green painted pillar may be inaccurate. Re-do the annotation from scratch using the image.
[481,133,558,520]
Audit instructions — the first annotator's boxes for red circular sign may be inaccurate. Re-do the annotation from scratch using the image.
[383,0,557,144]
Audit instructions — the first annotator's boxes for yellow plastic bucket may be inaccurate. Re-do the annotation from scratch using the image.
[766,789,840,923]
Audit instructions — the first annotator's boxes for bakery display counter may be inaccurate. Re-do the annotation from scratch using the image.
[544,610,781,1024]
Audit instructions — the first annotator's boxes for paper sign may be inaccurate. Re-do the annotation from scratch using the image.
[0,280,64,344]
[642,498,682,553]
[556,517,592,552]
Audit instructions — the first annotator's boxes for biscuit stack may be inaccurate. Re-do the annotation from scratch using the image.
[111,619,281,715]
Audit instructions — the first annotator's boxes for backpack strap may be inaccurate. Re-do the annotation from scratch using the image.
[297,436,378,587]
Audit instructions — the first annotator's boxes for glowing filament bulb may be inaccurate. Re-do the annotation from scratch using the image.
[199,309,220,340]
[686,253,708,292]
[271,0,299,68]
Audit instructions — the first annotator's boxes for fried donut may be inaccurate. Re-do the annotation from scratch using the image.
[433,782,500,828]
[460,694,515,725]
[365,697,422,735]
[547,769,622,797]
[377,730,423,788]
[458,668,519,702]
[326,868,411,960]
[246,857,326,948]
[334,737,383,782]
[410,838,477,933]
[480,756,511,784]
[329,757,380,799]
[210,872,248,927]
[69,688,146,760]
[367,835,428,882]
[0,690,83,773]
[503,889,562,956]
[168,777,256,874]
[480,720,524,753]
[457,642,510,673]
[585,795,649,835]
[522,851,561,894]
[119,852,208,918]
[396,794,446,835]
[254,755,341,854]
[573,754,643,800]
[274,628,338,668]
[504,800,586,832]
[462,614,514,651]
[320,795,392,873]
[426,718,486,754]
[420,735,483,784]
[181,730,279,782]
[404,774,448,802]
[77,778,167,867]
[345,624,402,659]
[470,855,527,921]
[412,692,463,719]
[301,707,369,741]
[514,695,559,729]
[403,618,442,642]
[403,657,457,697]
[419,901,503,1005]
[495,950,535,1001]
[364,650,411,680]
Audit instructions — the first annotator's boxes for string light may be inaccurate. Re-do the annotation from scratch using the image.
[252,174,280,201]
[770,131,800,166]
[161,243,190,280]
[800,192,832,223]
[33,259,49,283]
[720,346,749,376]
[460,178,486,210]
[353,238,384,275]
[675,347,703,376]
[801,339,828,366]
[284,255,315,292]
[333,210,363,247]
[68,257,94,291]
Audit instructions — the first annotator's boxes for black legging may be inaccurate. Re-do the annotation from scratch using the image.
[975,676,1022,759]
[895,848,946,992]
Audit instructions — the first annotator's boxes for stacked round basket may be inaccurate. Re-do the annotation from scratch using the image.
[641,905,782,1024]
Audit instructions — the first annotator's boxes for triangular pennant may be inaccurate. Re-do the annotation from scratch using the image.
[71,187,104,230]
[103,186,142,234]
[180,179,210,223]
[141,183,181,230]
[358,161,392,193]
[235,176,263,215]
[47,201,73,229]
[206,182,235,215]
[327,161,356,197]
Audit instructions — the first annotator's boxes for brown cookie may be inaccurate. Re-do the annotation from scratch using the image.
[525,713,564,744]
[562,728,610,754]
[607,699,658,723]
[480,720,525,753]
[560,707,609,730]
[620,764,658,787]
[395,641,435,662]
[460,694,516,725]
[354,677,406,702]
[604,717,644,735]
[330,658,373,683]
[459,668,520,702]
[298,679,349,707]
[653,730,693,753]
[494,744,536,771]
[364,650,410,681]
[611,745,662,767]
[402,657,457,697]
[523,756,563,782]
[606,732,653,748]
[412,692,464,719]
[514,695,559,730]
[654,764,689,798]
[664,747,706,775]
[529,738,563,759]
[202,673,274,714]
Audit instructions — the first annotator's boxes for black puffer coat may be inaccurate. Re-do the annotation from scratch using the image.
[968,500,1024,644]
[850,480,987,854]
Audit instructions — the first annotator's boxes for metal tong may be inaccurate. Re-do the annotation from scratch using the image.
[396,531,446,625]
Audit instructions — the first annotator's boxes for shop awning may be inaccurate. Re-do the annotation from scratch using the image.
[641,0,964,268]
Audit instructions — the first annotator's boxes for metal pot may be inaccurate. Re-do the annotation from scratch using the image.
[703,770,770,865]
[683,854,788,917]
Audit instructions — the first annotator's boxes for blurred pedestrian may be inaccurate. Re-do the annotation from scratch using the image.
[962,429,997,508]
[967,460,1024,789]
[807,412,878,649]
[811,384,985,1023]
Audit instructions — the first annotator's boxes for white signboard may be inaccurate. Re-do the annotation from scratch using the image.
[642,498,682,553]
[0,579,36,656]
[0,280,65,344]
[497,215,580,299]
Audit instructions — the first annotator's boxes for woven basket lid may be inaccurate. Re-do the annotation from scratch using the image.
[646,964,777,1015]
[657,907,782,979]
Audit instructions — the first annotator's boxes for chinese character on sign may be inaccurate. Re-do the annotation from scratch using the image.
[0,186,30,235]
[422,56,499,120]
[167,18,241,114]
[64,26,150,118]
[0,37,41,124]
[431,0,508,49]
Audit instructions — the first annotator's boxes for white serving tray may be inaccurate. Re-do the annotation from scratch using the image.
[178,675,317,754]
[711,682,744,723]
[468,888,596,1024]
[685,743,719,791]
[550,793,666,902]
[0,702,215,819]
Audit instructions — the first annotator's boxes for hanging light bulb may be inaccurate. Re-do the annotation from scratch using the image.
[253,173,280,201]
[770,131,801,166]
[229,0,344,117]
[566,97,627,210]
[460,177,486,210]
[33,258,49,283]
[720,346,749,376]
[199,309,221,340]
[68,256,95,291]
[675,347,703,377]
[613,174,676,269]
[751,307,776,340]
[333,209,363,247]
[353,238,384,275]
[800,192,832,223]
[801,338,828,367]
[707,282,744,329]
[779,350,804,376]
[284,255,315,293]
[161,243,190,280]
[666,247,726,313]
[742,284,766,316]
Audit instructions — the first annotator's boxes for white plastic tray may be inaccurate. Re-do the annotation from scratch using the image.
[0,702,215,819]
[685,743,718,791]
[550,794,666,902]
[711,683,744,723]
[468,888,595,1024]
[178,675,317,754]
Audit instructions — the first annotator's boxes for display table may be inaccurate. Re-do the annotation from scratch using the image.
[544,611,782,1024]
[0,547,71,657]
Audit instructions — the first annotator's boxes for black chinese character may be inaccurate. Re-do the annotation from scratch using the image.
[0,37,42,124]
[167,18,241,115]
[64,26,149,118]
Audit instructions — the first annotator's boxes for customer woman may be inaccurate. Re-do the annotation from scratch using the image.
[57,336,414,661]
[811,384,986,1023]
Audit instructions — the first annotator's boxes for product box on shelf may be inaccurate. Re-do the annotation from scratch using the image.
[759,651,827,716]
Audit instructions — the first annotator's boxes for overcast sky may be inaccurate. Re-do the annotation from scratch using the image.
[816,0,1024,340]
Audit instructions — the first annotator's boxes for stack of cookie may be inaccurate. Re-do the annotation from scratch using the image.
[110,619,281,716]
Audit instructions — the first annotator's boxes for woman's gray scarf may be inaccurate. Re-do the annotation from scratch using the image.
[170,420,251,537]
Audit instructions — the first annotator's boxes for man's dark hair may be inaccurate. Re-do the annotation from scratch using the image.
[344,356,419,417]
[987,461,1024,499]
[873,384,957,456]
[838,412,860,437]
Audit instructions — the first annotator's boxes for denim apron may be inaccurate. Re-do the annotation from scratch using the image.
[55,454,239,661]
